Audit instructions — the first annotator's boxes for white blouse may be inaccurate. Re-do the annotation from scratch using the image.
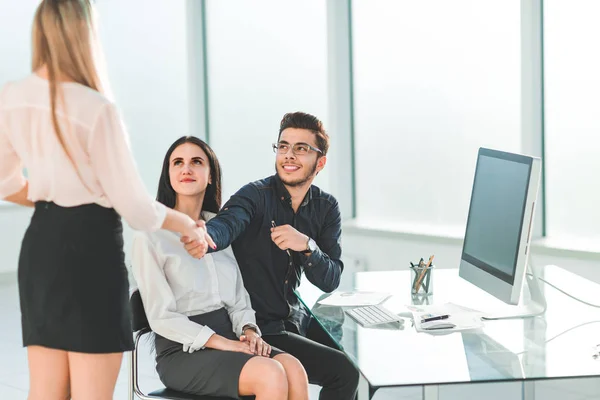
[131,212,259,353]
[0,74,165,231]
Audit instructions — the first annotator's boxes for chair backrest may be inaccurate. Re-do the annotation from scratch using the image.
[130,289,150,332]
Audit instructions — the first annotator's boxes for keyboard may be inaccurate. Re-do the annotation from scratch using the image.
[345,304,402,327]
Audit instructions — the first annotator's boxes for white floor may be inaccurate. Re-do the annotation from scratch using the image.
[0,279,598,400]
[0,279,317,400]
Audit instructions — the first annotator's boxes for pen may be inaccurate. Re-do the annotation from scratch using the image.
[271,220,291,256]
[421,314,449,323]
[425,254,434,268]
[414,254,435,292]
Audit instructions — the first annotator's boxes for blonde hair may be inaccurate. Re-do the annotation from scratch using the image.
[32,0,109,162]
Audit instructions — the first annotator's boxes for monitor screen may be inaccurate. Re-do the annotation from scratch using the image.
[461,151,532,285]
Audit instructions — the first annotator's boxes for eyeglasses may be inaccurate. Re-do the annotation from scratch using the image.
[272,142,322,156]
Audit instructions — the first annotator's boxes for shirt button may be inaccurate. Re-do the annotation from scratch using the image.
[289,262,293,266]
[281,196,284,201]
[285,280,288,284]
[308,263,312,267]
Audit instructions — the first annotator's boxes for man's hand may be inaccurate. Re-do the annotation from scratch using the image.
[240,329,271,357]
[270,224,309,253]
[181,220,216,258]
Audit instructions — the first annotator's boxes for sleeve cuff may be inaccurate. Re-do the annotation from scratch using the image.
[0,176,26,200]
[300,247,321,268]
[149,201,168,232]
[188,325,216,352]
[241,322,262,338]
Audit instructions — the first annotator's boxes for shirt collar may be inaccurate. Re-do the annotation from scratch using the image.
[273,174,312,207]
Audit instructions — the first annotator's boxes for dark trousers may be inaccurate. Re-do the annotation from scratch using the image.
[264,318,359,400]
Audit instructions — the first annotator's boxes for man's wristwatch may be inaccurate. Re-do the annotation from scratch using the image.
[303,237,317,254]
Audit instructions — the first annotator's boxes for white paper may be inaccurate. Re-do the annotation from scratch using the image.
[408,302,484,333]
[317,291,391,307]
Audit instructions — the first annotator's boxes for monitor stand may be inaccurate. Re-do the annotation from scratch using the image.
[481,263,547,320]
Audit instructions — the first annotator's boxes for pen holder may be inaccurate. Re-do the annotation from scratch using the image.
[410,265,434,296]
[411,293,432,306]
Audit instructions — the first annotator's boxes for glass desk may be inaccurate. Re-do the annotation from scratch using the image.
[297,266,600,400]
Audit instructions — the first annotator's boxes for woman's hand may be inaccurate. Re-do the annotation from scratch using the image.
[181,220,216,259]
[240,329,271,357]
[205,334,253,355]
[163,210,216,259]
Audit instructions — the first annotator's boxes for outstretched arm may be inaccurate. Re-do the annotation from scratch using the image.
[182,183,261,256]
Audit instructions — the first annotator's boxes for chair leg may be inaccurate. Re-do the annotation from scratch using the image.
[131,331,156,400]
[129,349,135,400]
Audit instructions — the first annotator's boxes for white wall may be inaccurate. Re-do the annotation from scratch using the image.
[0,0,193,275]
[342,223,600,284]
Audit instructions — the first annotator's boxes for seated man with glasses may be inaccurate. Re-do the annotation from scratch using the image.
[182,112,359,400]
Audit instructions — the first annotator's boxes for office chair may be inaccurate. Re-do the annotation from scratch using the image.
[129,290,244,400]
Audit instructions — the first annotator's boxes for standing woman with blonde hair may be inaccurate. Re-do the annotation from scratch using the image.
[0,1,214,399]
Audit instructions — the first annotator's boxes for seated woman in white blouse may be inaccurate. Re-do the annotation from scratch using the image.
[132,136,309,400]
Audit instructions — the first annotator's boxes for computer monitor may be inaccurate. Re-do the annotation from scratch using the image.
[459,148,545,319]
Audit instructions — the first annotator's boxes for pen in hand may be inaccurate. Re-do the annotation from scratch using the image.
[271,221,291,256]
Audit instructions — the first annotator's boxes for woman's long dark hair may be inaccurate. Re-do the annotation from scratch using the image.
[156,136,222,217]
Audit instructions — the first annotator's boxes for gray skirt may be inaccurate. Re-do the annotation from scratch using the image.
[155,308,283,399]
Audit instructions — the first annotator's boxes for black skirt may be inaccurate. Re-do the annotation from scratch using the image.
[155,308,283,399]
[18,201,134,353]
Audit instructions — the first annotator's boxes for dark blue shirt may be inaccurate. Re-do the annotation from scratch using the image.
[206,174,343,336]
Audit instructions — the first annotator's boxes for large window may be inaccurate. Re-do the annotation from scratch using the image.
[544,0,600,246]
[206,0,329,201]
[95,0,191,193]
[352,0,521,233]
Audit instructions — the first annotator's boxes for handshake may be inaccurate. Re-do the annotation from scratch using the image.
[181,219,214,259]
[179,218,311,259]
